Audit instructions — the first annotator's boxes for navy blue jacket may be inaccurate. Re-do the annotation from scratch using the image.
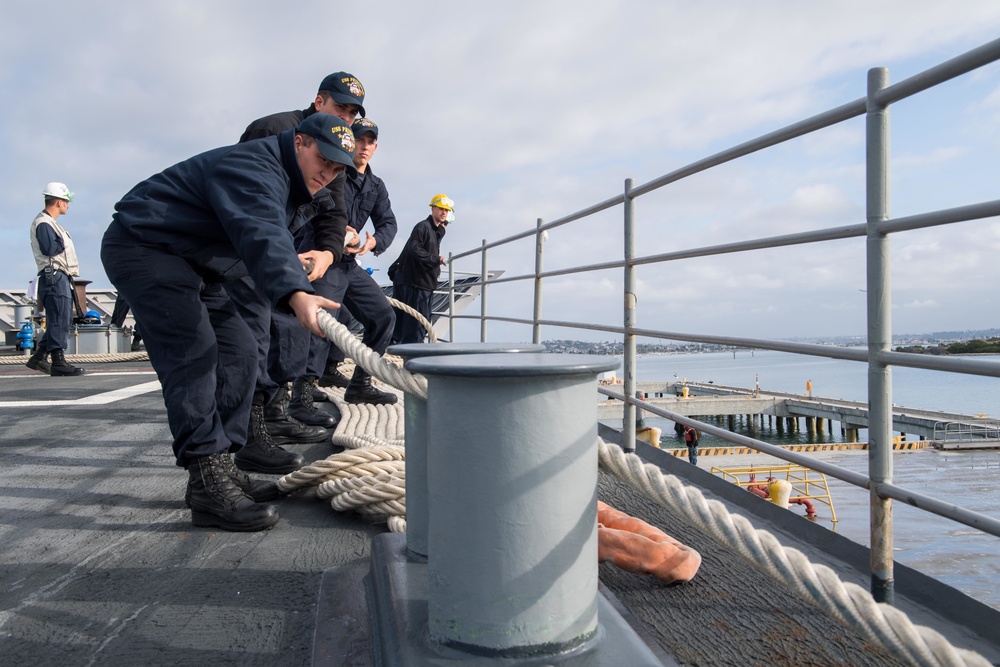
[35,224,65,256]
[240,106,347,261]
[343,166,397,261]
[394,216,446,291]
[111,129,315,308]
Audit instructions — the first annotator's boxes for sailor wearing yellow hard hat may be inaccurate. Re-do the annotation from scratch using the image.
[389,193,456,344]
[429,193,456,224]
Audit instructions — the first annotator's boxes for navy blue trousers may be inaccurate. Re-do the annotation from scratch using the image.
[309,260,395,370]
[35,269,73,352]
[101,223,257,466]
[224,275,312,391]
[391,283,433,344]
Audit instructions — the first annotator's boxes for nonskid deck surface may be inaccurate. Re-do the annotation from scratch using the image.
[0,360,382,666]
[0,359,997,666]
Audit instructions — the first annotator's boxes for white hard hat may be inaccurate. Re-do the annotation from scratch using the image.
[42,182,74,202]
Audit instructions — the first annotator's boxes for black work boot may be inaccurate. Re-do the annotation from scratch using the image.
[186,453,279,532]
[344,369,398,405]
[25,348,51,374]
[318,362,351,389]
[49,349,85,376]
[185,454,280,507]
[263,383,329,445]
[236,393,308,474]
[288,376,337,428]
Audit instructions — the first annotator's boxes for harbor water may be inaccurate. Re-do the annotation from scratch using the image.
[613,350,1000,610]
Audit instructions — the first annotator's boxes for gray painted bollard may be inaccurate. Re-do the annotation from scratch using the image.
[387,342,544,560]
[405,353,619,657]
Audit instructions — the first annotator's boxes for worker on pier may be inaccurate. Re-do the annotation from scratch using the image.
[684,425,700,466]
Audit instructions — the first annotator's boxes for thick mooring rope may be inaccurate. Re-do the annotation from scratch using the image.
[277,312,412,529]
[277,444,408,533]
[317,309,427,399]
[327,387,404,450]
[0,351,149,365]
[597,439,991,667]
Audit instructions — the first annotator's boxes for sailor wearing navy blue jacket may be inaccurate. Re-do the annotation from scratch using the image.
[101,114,353,532]
[304,117,399,406]
[228,72,365,439]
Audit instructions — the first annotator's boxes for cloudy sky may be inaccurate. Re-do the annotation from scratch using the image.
[3,1,999,343]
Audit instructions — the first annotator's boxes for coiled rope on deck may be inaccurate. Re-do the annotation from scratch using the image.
[597,439,992,667]
[320,369,405,449]
[275,309,412,531]
[278,444,407,534]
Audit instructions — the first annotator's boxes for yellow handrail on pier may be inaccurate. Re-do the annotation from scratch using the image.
[710,464,838,524]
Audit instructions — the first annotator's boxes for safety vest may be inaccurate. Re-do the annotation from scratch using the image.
[30,211,80,277]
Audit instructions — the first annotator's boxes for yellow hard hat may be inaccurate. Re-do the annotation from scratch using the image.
[429,193,455,211]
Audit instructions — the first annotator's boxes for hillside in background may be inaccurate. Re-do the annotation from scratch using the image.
[544,329,1000,355]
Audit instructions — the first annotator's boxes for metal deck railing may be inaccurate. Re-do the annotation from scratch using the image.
[933,418,1000,446]
[439,38,1000,604]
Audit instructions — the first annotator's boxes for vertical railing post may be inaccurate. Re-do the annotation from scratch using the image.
[480,240,488,343]
[623,178,637,453]
[866,66,894,605]
[448,252,455,342]
[532,218,545,345]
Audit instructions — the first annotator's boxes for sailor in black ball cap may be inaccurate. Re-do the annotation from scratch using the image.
[230,71,367,443]
[100,113,353,532]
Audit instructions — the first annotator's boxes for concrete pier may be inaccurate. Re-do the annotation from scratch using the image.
[599,380,999,447]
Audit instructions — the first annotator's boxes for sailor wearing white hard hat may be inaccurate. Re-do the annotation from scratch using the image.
[26,182,86,376]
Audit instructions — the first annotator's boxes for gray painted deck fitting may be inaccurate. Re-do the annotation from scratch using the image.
[404,353,620,656]
[387,342,544,558]
[364,532,664,666]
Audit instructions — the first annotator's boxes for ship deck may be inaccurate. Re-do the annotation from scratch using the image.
[1,356,998,666]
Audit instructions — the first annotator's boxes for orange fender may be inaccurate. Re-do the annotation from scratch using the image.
[597,501,701,584]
